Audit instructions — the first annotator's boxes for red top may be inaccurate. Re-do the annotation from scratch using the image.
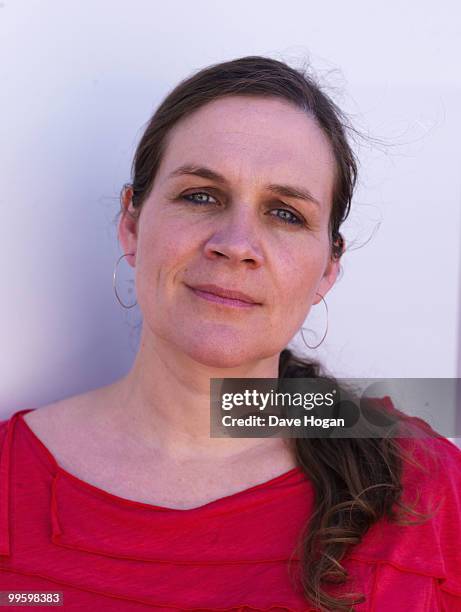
[0,403,461,611]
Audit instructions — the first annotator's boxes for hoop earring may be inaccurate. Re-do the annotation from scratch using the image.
[113,253,137,309]
[300,292,329,349]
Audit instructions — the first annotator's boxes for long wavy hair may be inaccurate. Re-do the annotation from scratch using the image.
[117,56,436,611]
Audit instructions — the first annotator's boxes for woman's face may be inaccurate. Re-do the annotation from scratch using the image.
[119,95,340,368]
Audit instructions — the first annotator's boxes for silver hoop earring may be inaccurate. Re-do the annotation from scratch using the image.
[300,292,329,349]
[113,253,137,309]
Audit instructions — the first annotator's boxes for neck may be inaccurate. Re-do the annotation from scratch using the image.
[105,326,289,462]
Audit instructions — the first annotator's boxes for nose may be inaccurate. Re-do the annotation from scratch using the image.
[203,206,264,268]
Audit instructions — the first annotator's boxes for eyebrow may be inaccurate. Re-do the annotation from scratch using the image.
[166,164,322,208]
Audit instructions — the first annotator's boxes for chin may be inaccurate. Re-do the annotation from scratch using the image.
[181,337,263,370]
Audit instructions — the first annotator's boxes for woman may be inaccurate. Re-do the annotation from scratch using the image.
[1,56,460,611]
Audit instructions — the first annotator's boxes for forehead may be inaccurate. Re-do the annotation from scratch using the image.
[157,95,336,201]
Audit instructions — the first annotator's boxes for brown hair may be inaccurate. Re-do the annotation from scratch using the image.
[117,55,437,611]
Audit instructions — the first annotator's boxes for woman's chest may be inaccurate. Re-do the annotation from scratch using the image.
[23,405,298,509]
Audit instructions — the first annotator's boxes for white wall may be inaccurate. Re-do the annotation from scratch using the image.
[1,0,460,439]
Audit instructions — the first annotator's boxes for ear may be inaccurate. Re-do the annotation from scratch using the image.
[118,184,138,268]
[313,237,345,305]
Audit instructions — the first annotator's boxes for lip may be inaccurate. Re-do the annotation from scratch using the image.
[185,283,262,308]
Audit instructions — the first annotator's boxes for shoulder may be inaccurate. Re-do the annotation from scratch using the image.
[21,400,78,444]
[374,394,461,473]
[0,406,65,460]
[376,394,461,518]
[0,387,112,462]
[20,383,118,447]
[349,396,461,598]
[398,432,461,527]
[381,395,461,483]
[395,436,461,596]
[0,415,8,433]
[0,415,8,447]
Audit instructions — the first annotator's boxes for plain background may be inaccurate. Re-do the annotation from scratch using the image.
[0,1,460,443]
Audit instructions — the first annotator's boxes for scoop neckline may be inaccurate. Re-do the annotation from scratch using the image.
[14,408,305,513]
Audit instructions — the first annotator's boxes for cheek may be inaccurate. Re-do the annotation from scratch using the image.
[277,244,326,297]
[136,221,198,293]
[274,241,326,280]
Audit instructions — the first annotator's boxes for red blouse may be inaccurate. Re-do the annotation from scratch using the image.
[0,403,460,611]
